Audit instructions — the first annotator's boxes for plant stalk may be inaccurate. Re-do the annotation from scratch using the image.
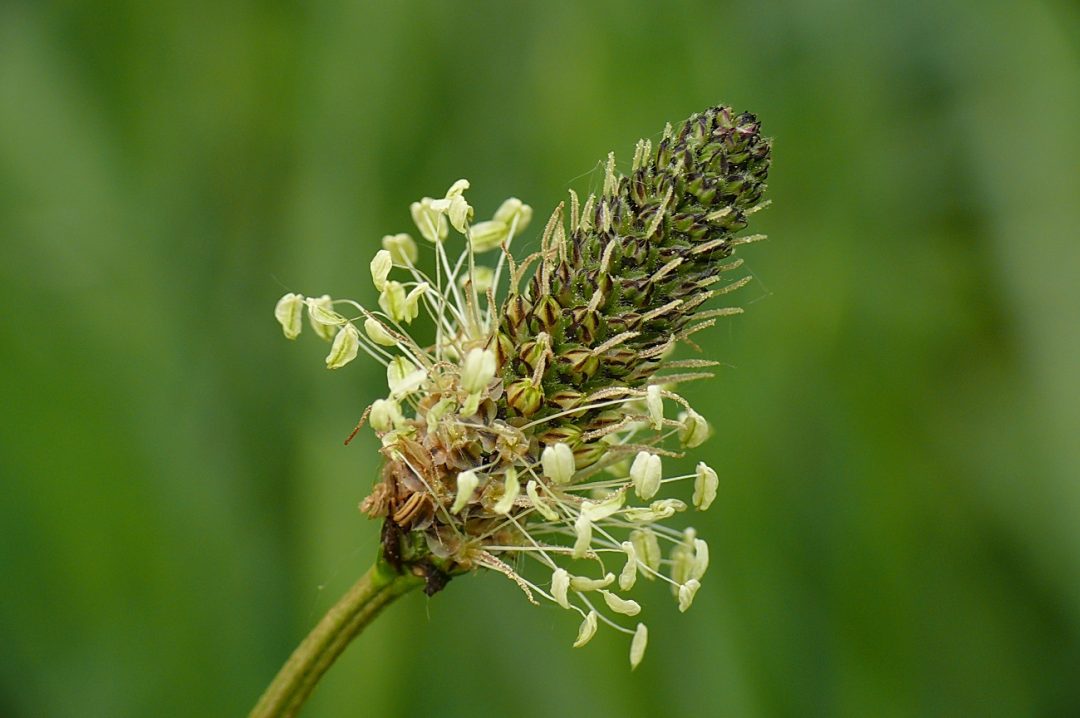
[249,562,423,718]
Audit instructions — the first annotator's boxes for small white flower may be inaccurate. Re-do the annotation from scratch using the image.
[325,323,360,369]
[274,292,305,339]
[630,451,662,500]
[541,443,575,485]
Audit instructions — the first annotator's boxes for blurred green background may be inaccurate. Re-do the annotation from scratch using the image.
[2,0,1079,715]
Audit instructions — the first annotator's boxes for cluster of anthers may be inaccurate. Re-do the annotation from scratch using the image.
[275,105,770,668]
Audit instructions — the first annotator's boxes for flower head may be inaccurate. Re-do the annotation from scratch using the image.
[275,105,771,667]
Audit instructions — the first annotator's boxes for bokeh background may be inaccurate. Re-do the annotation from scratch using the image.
[3,0,1079,716]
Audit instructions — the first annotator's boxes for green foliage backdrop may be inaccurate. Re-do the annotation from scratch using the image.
[2,1,1079,715]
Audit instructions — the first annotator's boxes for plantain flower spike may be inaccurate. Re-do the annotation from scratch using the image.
[275,105,771,666]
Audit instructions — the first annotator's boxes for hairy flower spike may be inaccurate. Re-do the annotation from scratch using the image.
[276,104,771,666]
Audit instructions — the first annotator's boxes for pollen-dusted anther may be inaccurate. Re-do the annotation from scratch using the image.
[630,623,649,670]
[581,491,625,522]
[410,197,448,243]
[469,221,509,253]
[573,610,598,648]
[552,568,571,610]
[526,479,559,521]
[274,292,305,339]
[306,295,338,341]
[572,514,592,559]
[370,250,393,291]
[646,385,664,430]
[493,197,533,235]
[369,399,402,433]
[364,317,397,347]
[541,443,576,485]
[601,590,641,617]
[461,348,496,394]
[631,528,662,574]
[570,572,615,592]
[378,281,408,322]
[692,538,710,580]
[678,409,710,448]
[693,461,718,510]
[387,356,426,398]
[630,451,662,500]
[678,579,701,612]
[451,470,479,514]
[493,468,521,515]
[617,542,639,592]
[381,233,418,264]
[326,323,360,369]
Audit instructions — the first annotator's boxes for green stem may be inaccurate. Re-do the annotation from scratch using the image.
[249,562,423,718]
